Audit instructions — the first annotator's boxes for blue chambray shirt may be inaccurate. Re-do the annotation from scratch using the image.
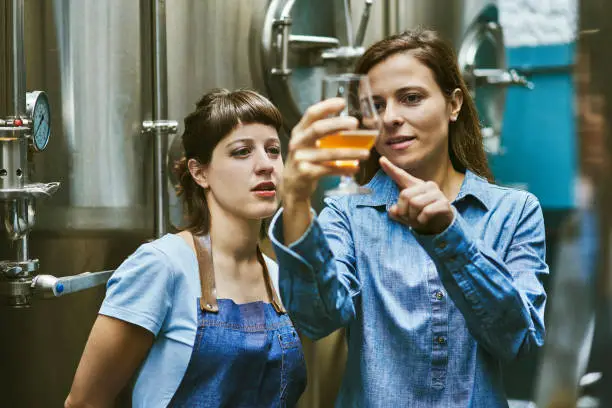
[269,169,548,408]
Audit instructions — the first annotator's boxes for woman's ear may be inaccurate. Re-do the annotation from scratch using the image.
[449,88,464,122]
[188,158,209,189]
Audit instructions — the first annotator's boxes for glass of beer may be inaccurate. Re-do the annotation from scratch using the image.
[318,74,381,195]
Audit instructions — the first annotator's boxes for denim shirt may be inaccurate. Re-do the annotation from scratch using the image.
[269,170,548,408]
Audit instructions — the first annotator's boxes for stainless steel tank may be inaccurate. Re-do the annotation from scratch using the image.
[0,1,152,406]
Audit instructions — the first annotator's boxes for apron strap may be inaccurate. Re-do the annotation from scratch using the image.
[192,233,286,314]
[192,234,219,313]
[257,248,286,314]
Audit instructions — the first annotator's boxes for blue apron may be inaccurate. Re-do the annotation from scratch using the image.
[169,235,307,407]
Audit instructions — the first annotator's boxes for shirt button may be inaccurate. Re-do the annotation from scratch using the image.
[434,290,444,300]
[437,241,447,250]
[435,336,447,345]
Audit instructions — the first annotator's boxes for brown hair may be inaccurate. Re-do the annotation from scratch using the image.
[355,28,493,183]
[174,88,283,235]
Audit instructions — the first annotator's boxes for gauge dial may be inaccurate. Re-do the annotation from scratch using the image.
[26,91,51,151]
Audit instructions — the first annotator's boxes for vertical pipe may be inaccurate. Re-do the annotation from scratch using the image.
[0,0,28,182]
[0,0,29,261]
[0,0,26,118]
[11,0,25,118]
[151,0,169,237]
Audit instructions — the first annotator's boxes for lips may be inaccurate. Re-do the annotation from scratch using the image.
[252,181,277,198]
[384,135,417,151]
[251,181,276,192]
[385,135,416,146]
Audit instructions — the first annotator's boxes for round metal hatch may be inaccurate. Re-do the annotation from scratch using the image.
[260,0,373,129]
[458,19,508,154]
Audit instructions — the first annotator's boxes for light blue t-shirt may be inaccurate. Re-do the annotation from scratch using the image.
[98,233,281,408]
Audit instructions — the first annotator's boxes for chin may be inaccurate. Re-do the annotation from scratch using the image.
[382,151,419,170]
[243,201,279,220]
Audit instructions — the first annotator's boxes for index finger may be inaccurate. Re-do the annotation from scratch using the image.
[379,156,423,189]
[294,98,346,134]
[289,116,358,151]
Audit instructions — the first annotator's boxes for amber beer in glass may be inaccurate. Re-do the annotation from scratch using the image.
[319,74,381,194]
[316,130,378,168]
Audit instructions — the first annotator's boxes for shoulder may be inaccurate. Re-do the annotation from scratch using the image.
[464,171,540,215]
[113,234,194,282]
[148,233,193,260]
[484,182,541,214]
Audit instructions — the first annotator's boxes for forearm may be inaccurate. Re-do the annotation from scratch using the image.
[270,207,358,338]
[437,250,544,360]
[66,316,153,408]
[279,258,354,340]
[416,212,546,361]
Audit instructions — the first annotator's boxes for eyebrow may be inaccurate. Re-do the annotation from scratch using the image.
[225,137,280,148]
[372,86,428,99]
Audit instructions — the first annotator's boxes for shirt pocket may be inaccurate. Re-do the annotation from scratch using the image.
[277,327,307,407]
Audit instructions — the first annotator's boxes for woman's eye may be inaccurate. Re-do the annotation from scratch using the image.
[400,93,422,104]
[267,146,281,156]
[232,147,251,157]
[373,101,385,113]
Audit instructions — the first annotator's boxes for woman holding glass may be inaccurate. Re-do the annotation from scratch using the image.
[270,29,548,407]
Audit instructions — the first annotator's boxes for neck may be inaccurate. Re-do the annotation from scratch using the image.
[208,208,261,263]
[410,157,465,201]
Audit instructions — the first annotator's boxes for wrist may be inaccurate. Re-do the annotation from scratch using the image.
[282,193,311,211]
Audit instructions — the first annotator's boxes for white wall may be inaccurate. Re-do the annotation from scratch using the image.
[499,0,578,47]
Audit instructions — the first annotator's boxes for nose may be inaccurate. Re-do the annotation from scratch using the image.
[382,100,404,130]
[254,147,275,175]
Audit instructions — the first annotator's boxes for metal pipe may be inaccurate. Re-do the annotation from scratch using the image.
[0,0,26,118]
[151,0,169,237]
[0,127,28,189]
[354,0,373,48]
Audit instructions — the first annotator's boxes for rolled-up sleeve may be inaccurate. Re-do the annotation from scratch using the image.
[268,201,361,340]
[414,192,548,361]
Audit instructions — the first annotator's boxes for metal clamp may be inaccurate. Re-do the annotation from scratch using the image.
[321,46,365,65]
[142,120,178,134]
[0,182,60,200]
[271,17,294,76]
[0,118,31,127]
[470,68,535,90]
[270,0,374,77]
[289,35,340,51]
[0,259,39,277]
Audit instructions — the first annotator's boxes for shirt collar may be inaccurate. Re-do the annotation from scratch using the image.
[353,168,491,211]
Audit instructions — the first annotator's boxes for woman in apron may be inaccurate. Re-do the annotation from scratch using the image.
[65,88,307,408]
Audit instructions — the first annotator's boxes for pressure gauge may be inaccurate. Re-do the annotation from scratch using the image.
[26,91,51,152]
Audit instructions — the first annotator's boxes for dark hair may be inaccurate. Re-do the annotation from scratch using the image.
[354,28,493,183]
[174,88,283,235]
